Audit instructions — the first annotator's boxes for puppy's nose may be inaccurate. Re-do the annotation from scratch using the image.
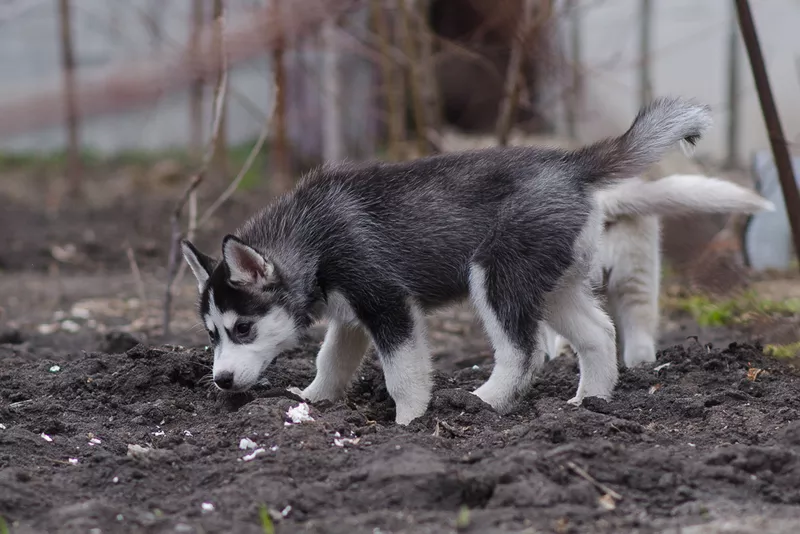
[214,372,234,390]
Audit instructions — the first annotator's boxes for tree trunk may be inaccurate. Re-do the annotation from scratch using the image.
[189,0,205,157]
[321,18,344,162]
[270,0,293,195]
[211,0,228,180]
[58,0,81,197]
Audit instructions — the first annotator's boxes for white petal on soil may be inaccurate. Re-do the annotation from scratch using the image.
[68,458,79,465]
[37,323,59,335]
[285,402,314,425]
[281,505,292,517]
[49,365,61,373]
[242,448,266,461]
[61,320,81,333]
[41,433,53,442]
[71,306,91,319]
[654,362,672,372]
[0,423,7,430]
[201,502,215,513]
[113,476,120,483]
[239,437,258,450]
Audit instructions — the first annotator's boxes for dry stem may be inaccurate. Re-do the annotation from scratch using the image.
[163,4,229,338]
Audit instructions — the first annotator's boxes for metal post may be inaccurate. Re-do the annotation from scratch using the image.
[638,0,653,107]
[734,0,800,270]
[724,4,741,169]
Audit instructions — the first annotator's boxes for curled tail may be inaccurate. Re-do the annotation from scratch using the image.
[575,97,713,184]
[596,174,775,219]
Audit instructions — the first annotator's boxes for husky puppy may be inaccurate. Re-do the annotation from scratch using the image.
[181,97,712,425]
[540,174,774,367]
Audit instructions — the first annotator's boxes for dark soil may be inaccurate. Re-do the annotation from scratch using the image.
[3,172,800,534]
[2,332,800,534]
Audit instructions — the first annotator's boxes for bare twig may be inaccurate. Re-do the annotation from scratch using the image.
[163,3,229,338]
[495,0,537,146]
[566,461,623,501]
[125,243,148,316]
[416,0,442,149]
[398,0,428,157]
[197,110,273,229]
[370,0,403,160]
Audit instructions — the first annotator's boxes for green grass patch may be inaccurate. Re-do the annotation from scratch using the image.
[455,504,471,531]
[258,504,275,534]
[764,341,800,360]
[0,515,10,534]
[668,290,800,327]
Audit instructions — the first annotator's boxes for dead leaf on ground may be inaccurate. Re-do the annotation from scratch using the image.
[747,367,764,381]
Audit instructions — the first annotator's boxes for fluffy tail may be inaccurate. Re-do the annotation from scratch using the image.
[574,97,713,184]
[597,174,775,219]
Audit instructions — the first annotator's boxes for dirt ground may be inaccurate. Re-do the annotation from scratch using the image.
[2,169,800,534]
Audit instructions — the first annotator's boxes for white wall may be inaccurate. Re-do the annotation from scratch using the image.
[568,0,800,162]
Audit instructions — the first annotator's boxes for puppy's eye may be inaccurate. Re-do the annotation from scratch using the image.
[208,329,219,343]
[235,322,252,336]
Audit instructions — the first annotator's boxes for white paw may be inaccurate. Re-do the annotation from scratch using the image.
[473,383,514,414]
[623,343,657,368]
[287,386,307,398]
[567,395,583,407]
[394,397,430,425]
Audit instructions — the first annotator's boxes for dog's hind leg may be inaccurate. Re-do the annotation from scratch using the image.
[545,279,618,404]
[469,264,546,413]
[603,215,660,367]
[301,321,371,403]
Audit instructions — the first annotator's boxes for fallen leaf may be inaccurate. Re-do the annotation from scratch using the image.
[746,368,763,382]
[598,493,617,511]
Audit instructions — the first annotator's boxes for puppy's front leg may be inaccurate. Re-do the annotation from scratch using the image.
[366,303,433,426]
[301,321,371,403]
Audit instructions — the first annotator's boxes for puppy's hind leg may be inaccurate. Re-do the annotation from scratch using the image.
[604,215,661,367]
[546,280,618,404]
[301,321,371,403]
[469,264,545,413]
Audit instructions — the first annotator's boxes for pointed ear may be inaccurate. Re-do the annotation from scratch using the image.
[181,239,217,292]
[222,235,278,288]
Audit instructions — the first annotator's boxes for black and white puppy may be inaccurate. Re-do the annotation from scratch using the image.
[181,97,712,425]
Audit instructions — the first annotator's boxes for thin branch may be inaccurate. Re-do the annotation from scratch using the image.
[398,0,428,157]
[163,3,229,338]
[58,0,81,197]
[566,461,623,501]
[125,243,148,322]
[496,0,538,146]
[197,110,273,229]
[370,0,402,160]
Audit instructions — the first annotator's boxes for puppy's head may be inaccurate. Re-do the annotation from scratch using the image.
[181,235,301,392]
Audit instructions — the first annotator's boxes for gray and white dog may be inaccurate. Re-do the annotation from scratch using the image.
[181,97,712,425]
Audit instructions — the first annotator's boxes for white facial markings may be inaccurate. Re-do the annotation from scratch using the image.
[205,288,302,391]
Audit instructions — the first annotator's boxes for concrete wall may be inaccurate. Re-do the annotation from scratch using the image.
[0,0,376,159]
[566,0,800,162]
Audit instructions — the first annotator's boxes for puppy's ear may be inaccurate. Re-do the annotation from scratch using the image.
[222,235,278,289]
[181,239,217,292]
